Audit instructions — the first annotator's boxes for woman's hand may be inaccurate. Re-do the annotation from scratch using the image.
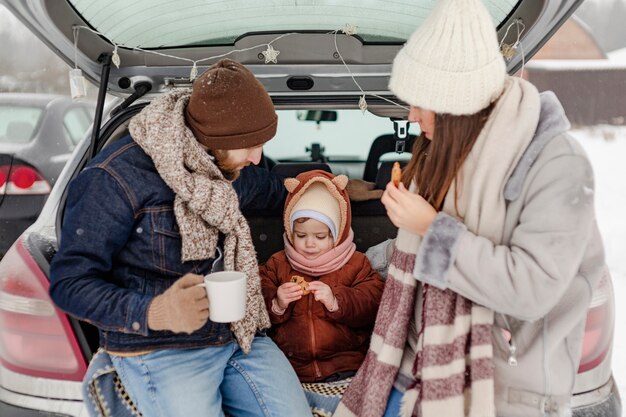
[275,282,303,309]
[381,182,437,236]
[307,281,338,311]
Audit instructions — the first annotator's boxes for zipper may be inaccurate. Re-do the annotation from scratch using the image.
[498,314,518,366]
[543,317,550,402]
[308,296,322,378]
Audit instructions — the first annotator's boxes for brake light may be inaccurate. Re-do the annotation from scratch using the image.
[11,166,38,189]
[0,238,87,381]
[0,164,51,195]
[578,271,614,373]
[0,166,7,193]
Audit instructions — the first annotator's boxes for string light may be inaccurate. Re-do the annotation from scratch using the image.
[499,18,526,70]
[70,24,410,112]
[111,44,121,69]
[70,20,525,110]
[341,23,358,36]
[332,28,410,112]
[68,26,87,100]
[358,95,368,113]
[190,61,198,80]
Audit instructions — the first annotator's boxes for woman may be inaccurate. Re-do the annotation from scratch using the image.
[335,1,609,417]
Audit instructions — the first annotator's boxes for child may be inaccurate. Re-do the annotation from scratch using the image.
[260,170,384,413]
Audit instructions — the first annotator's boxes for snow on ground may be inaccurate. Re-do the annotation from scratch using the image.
[607,47,626,63]
[571,125,626,398]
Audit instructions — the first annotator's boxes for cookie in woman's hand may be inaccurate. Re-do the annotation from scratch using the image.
[391,161,402,187]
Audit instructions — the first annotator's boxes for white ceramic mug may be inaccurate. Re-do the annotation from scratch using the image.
[198,271,247,323]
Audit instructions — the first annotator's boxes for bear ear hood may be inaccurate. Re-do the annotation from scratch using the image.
[284,178,300,193]
[283,170,352,246]
[332,174,348,191]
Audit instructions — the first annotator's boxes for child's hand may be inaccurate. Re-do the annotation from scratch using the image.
[276,282,303,309]
[307,281,338,311]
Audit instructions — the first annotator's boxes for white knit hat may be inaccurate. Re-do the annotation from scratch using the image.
[389,0,506,115]
[291,209,338,242]
[289,182,342,243]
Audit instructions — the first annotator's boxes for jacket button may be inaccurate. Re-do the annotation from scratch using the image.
[132,322,140,331]
[288,352,293,357]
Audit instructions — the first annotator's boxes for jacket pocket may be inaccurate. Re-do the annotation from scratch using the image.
[150,208,186,275]
[492,321,517,365]
[494,314,543,367]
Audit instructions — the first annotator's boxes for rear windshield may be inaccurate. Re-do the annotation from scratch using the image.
[264,109,414,179]
[268,109,398,161]
[0,106,43,144]
[68,0,519,48]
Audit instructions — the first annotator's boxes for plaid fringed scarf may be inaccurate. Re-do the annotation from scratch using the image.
[334,232,495,417]
[401,284,495,417]
[334,76,541,417]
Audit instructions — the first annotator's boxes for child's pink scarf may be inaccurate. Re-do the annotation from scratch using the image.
[283,229,356,276]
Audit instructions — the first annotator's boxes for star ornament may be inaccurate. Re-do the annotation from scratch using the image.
[342,24,358,36]
[262,45,280,64]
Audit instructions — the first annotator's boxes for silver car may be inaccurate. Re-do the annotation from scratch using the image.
[0,1,620,416]
[0,93,94,255]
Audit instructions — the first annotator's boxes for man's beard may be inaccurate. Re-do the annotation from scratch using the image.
[211,149,243,181]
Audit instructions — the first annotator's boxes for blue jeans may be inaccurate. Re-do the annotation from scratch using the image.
[382,387,403,417]
[110,336,311,417]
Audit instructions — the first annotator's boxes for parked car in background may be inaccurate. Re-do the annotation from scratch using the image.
[0,0,620,416]
[0,93,94,255]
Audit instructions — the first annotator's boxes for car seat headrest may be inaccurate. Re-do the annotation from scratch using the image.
[271,162,332,178]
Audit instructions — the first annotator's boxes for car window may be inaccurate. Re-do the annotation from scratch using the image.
[267,110,389,161]
[63,107,91,147]
[264,109,414,178]
[67,0,518,48]
[0,105,43,144]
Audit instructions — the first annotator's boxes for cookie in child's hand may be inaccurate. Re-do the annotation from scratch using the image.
[391,161,402,187]
[290,275,310,295]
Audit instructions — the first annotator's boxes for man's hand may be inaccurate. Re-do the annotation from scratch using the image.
[346,179,384,202]
[148,273,209,334]
[307,281,338,312]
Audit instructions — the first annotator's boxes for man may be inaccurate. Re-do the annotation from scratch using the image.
[50,59,312,417]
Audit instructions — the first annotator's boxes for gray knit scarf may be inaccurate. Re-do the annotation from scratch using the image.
[128,89,270,353]
[335,77,541,417]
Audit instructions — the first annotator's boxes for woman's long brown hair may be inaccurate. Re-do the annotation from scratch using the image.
[401,103,495,212]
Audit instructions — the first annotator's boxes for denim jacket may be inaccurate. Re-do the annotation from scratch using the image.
[49,135,284,352]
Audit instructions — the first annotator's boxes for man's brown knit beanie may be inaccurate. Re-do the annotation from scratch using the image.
[185,59,277,150]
